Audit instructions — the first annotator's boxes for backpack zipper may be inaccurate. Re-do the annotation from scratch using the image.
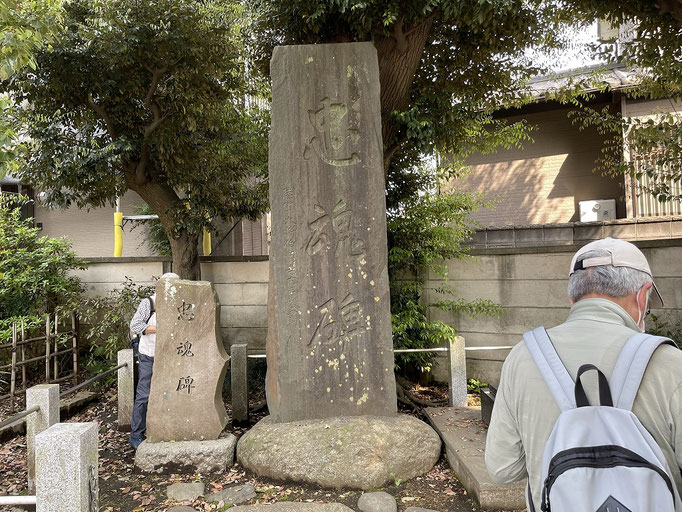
[541,445,674,512]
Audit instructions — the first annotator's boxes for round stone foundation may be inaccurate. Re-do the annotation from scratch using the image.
[237,414,441,490]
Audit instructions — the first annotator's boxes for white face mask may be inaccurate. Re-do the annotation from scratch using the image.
[635,287,652,332]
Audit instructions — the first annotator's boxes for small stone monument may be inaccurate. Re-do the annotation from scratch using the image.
[239,42,440,489]
[146,278,229,442]
[137,278,236,473]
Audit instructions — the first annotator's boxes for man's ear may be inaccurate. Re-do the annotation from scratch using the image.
[638,282,653,308]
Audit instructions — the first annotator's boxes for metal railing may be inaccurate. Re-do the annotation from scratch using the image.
[0,361,127,432]
[246,345,513,359]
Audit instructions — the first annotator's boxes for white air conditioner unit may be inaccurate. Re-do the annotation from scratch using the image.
[579,199,617,222]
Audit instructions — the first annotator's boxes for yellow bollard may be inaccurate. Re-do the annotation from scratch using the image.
[202,228,212,256]
[114,212,123,257]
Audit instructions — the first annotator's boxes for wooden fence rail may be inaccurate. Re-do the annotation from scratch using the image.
[0,312,79,412]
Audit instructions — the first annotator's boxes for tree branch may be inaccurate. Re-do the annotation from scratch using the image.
[85,95,119,139]
[135,146,150,185]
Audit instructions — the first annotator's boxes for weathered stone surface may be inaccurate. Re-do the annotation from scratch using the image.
[167,482,205,501]
[424,406,526,510]
[237,415,440,489]
[266,42,397,422]
[448,336,467,407]
[206,483,256,505]
[167,507,197,512]
[35,422,98,512]
[117,349,134,431]
[404,508,441,512]
[147,279,230,442]
[135,435,237,474]
[357,492,397,512]
[26,384,59,492]
[229,504,353,512]
[231,344,249,423]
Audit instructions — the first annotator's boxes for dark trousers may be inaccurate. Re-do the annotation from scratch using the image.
[130,353,154,440]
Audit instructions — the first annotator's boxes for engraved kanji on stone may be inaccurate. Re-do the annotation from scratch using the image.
[177,300,195,321]
[176,340,194,357]
[176,376,195,394]
[305,199,365,257]
[303,98,360,167]
[309,293,366,346]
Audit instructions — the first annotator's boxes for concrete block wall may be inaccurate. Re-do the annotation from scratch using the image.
[200,259,269,351]
[77,240,682,386]
[75,257,269,353]
[427,240,682,387]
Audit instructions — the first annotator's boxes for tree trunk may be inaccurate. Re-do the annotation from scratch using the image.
[168,230,201,280]
[374,16,435,176]
[126,175,201,280]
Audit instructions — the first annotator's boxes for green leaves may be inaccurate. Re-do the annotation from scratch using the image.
[3,0,269,276]
[0,195,84,331]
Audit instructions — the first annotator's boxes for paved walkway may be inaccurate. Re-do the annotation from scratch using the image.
[425,406,526,511]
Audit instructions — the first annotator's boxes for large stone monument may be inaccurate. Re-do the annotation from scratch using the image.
[136,278,236,472]
[265,42,397,422]
[238,42,440,488]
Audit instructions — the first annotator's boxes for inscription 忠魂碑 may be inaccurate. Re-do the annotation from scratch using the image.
[308,293,367,348]
[304,98,360,167]
[176,376,195,395]
[177,300,195,321]
[146,279,229,442]
[266,42,397,422]
[305,199,366,258]
[176,340,194,357]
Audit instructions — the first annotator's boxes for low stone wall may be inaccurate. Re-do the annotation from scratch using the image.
[75,256,269,352]
[77,227,682,385]
[429,224,682,386]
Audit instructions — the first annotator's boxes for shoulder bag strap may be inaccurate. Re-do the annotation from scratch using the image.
[523,327,576,412]
[610,332,674,411]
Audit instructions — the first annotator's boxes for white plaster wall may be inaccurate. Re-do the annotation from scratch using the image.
[34,190,154,258]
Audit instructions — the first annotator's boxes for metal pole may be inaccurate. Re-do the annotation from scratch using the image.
[60,363,127,398]
[10,322,17,413]
[21,318,26,391]
[53,312,58,382]
[44,315,50,383]
[72,312,79,385]
[0,404,40,430]
[0,496,37,506]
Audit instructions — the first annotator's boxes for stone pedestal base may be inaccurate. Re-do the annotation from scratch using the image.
[135,435,237,474]
[237,415,441,490]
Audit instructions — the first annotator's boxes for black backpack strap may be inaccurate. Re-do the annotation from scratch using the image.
[146,296,155,321]
[610,333,674,411]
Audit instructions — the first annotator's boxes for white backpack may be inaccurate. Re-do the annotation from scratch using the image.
[524,327,678,512]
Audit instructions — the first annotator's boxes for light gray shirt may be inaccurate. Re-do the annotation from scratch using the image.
[485,298,682,510]
[129,294,156,357]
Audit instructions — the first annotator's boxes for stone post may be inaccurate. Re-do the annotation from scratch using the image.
[231,344,249,423]
[35,422,98,512]
[448,336,467,407]
[117,349,134,431]
[26,384,59,492]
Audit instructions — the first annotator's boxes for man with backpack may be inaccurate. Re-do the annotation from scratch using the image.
[128,272,179,449]
[485,238,682,511]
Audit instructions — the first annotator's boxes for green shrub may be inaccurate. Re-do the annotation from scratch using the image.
[0,194,84,342]
[649,312,682,349]
[78,276,154,380]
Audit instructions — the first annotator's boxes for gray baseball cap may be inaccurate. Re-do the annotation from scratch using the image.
[569,237,663,307]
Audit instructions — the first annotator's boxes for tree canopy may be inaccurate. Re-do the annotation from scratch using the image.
[4,0,268,278]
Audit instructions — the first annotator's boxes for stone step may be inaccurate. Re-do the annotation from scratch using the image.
[424,406,526,511]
